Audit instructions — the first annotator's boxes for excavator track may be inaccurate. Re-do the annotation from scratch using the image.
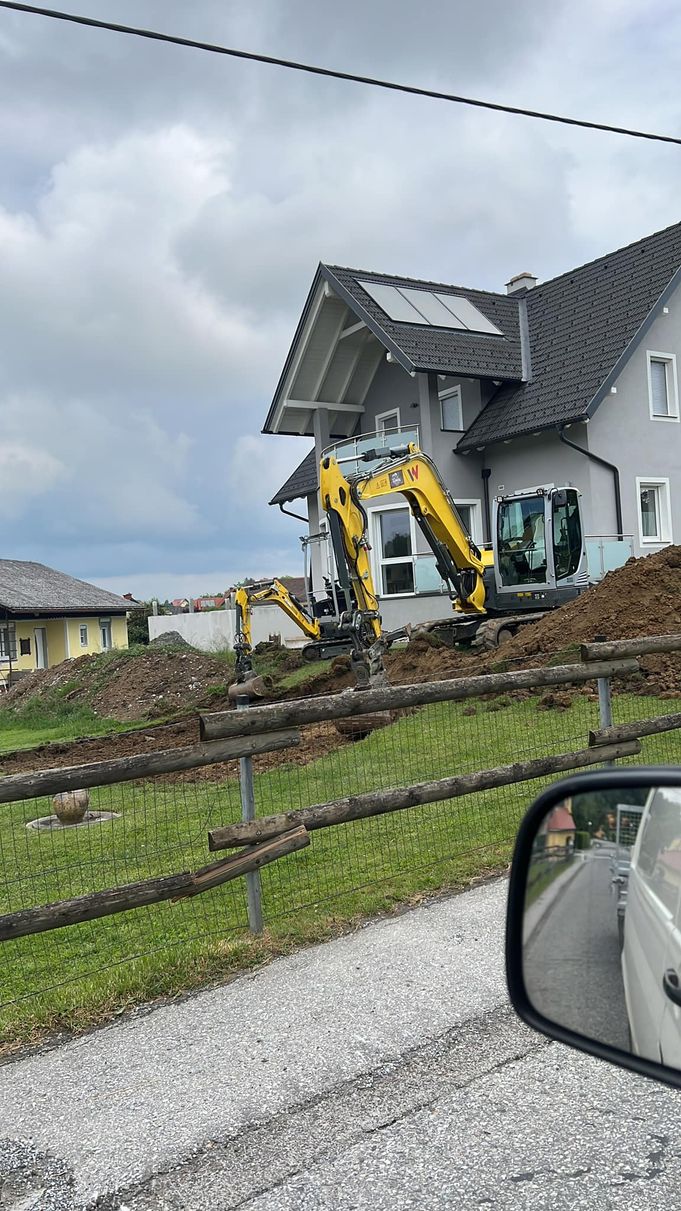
[301,637,356,663]
[471,613,547,650]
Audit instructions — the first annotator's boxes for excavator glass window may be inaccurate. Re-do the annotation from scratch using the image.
[552,489,582,579]
[496,496,548,586]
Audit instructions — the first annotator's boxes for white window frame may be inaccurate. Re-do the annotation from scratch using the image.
[453,499,483,545]
[647,352,679,422]
[369,504,417,597]
[439,385,463,432]
[636,477,673,546]
[99,618,112,650]
[79,624,88,648]
[368,500,483,596]
[375,408,401,434]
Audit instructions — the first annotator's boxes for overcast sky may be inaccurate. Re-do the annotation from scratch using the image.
[1,0,680,600]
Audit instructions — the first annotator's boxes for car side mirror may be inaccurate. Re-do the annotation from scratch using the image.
[506,768,681,1090]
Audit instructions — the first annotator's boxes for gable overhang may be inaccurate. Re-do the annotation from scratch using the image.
[262,265,401,439]
[585,263,681,420]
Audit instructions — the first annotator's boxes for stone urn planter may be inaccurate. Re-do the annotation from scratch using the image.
[52,788,90,825]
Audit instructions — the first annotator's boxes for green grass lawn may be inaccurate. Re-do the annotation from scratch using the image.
[0,688,679,1050]
[0,697,128,754]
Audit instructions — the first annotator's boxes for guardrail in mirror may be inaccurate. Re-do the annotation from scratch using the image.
[506,769,681,1090]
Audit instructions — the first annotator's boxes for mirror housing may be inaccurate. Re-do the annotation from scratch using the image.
[506,767,681,1090]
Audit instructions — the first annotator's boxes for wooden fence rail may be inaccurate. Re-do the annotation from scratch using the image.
[0,826,309,941]
[581,634,681,662]
[199,659,640,740]
[589,712,681,747]
[0,731,300,804]
[208,740,641,850]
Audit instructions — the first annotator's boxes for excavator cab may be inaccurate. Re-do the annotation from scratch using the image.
[493,486,587,606]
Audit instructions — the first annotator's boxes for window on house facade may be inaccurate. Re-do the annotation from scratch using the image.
[80,624,88,647]
[376,409,400,434]
[19,638,30,656]
[0,624,16,660]
[439,386,463,431]
[648,353,679,420]
[456,502,473,535]
[377,508,414,595]
[448,501,482,546]
[637,478,672,544]
[100,619,112,650]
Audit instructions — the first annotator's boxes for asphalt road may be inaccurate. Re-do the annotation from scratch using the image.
[524,851,630,1050]
[2,877,681,1210]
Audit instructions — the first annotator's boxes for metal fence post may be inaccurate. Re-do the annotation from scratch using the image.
[236,695,263,933]
[597,674,614,765]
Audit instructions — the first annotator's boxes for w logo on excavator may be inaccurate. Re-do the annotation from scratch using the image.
[406,465,419,482]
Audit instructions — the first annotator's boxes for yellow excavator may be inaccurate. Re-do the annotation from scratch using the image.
[234,440,588,687]
[318,440,588,682]
[233,577,357,682]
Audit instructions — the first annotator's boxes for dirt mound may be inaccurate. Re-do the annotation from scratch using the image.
[3,647,234,722]
[484,545,681,695]
[148,631,194,649]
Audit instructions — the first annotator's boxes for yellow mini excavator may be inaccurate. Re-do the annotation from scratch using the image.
[233,577,357,683]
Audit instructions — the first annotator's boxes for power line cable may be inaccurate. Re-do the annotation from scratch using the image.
[1,1,680,147]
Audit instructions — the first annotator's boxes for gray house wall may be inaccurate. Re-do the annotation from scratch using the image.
[358,357,420,429]
[355,363,488,534]
[588,298,681,554]
[479,428,596,532]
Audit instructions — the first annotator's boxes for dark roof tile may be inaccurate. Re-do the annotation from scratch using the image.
[269,448,317,506]
[459,221,681,448]
[0,561,136,613]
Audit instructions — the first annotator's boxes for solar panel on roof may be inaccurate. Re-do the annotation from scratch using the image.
[356,279,502,336]
[399,287,466,327]
[433,294,502,336]
[357,281,422,323]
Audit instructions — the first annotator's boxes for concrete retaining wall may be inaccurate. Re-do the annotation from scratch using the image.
[148,605,306,652]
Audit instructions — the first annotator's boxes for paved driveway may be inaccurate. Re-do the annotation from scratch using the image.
[1,878,680,1209]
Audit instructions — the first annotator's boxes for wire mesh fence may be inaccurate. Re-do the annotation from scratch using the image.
[2,647,681,1045]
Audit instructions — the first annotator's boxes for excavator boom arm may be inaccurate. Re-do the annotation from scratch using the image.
[319,456,382,642]
[235,580,321,646]
[320,444,490,618]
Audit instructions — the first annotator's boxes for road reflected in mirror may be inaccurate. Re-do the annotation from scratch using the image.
[523,784,681,1067]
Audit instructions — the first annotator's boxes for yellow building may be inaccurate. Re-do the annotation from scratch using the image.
[543,802,577,851]
[0,560,133,682]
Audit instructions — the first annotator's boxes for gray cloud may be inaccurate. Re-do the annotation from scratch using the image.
[0,0,680,597]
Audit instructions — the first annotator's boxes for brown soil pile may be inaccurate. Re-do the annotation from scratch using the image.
[482,544,681,696]
[384,633,470,684]
[4,647,234,721]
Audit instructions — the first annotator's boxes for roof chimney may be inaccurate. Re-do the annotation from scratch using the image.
[506,272,537,295]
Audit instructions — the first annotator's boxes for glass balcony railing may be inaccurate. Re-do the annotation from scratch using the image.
[326,426,420,478]
[586,535,635,581]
